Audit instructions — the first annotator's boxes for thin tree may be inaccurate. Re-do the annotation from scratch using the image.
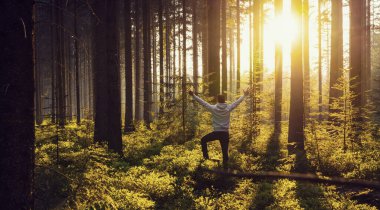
[0,1,34,208]
[253,0,263,113]
[201,0,208,86]
[318,0,322,120]
[329,0,343,113]
[159,0,164,114]
[303,0,310,121]
[236,0,241,92]
[288,0,305,153]
[229,7,235,96]
[135,0,141,121]
[51,0,56,123]
[74,0,81,124]
[56,0,66,127]
[182,0,187,142]
[192,0,199,94]
[208,0,221,97]
[125,0,134,132]
[143,0,152,124]
[222,0,227,97]
[165,0,171,100]
[274,0,283,132]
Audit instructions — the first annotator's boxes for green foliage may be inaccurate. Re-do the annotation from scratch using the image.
[34,88,379,209]
[304,73,380,181]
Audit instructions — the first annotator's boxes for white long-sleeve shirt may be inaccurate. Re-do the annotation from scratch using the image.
[192,94,246,131]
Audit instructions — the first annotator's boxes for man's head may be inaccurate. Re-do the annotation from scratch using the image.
[217,94,226,103]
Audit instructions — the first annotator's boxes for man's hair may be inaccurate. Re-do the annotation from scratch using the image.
[217,94,225,103]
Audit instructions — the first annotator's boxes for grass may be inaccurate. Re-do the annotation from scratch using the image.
[33,117,379,209]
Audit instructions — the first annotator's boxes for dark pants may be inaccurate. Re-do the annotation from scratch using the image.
[201,131,229,168]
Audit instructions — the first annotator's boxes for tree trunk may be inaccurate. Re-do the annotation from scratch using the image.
[288,0,304,153]
[362,0,370,103]
[106,0,122,153]
[365,0,371,94]
[56,0,66,127]
[201,1,208,86]
[51,0,56,123]
[159,0,164,114]
[125,0,134,132]
[143,0,152,124]
[0,1,34,208]
[208,0,221,98]
[318,0,322,121]
[274,0,283,132]
[349,0,364,112]
[152,11,157,115]
[135,0,141,121]
[93,0,108,142]
[329,0,343,113]
[165,1,171,101]
[74,0,81,124]
[182,0,187,142]
[193,0,199,94]
[236,0,240,92]
[303,0,310,122]
[222,0,227,97]
[253,0,263,112]
[229,8,234,97]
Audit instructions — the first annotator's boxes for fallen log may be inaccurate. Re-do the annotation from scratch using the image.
[201,168,380,190]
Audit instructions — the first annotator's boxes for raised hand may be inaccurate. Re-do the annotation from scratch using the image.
[189,90,194,96]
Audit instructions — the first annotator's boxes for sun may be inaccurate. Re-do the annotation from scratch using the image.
[267,13,298,45]
[240,4,299,73]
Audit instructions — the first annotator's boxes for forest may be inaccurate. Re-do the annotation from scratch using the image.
[1,0,380,209]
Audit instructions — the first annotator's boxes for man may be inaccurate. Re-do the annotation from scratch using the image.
[189,89,249,169]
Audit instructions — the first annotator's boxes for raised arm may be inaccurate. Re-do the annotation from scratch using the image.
[189,91,214,111]
[227,95,245,111]
[227,88,250,111]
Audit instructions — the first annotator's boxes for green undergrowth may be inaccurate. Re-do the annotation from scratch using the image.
[34,108,379,209]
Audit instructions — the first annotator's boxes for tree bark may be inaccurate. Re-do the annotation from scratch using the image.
[349,0,364,112]
[236,0,240,92]
[303,0,310,121]
[318,0,322,121]
[288,0,304,153]
[182,0,187,142]
[93,0,108,142]
[135,0,141,121]
[0,1,35,208]
[274,0,283,132]
[201,0,208,86]
[159,0,164,114]
[207,0,221,98]
[125,0,134,132]
[51,0,56,123]
[56,0,66,127]
[329,0,343,113]
[143,0,152,124]
[192,0,199,94]
[74,0,81,124]
[221,0,227,97]
[229,8,234,97]
[106,0,122,153]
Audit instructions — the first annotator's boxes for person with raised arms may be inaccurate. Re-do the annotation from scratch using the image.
[189,88,250,169]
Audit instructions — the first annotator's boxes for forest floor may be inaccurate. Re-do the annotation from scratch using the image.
[34,119,380,209]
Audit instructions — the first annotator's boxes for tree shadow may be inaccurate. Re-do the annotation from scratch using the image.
[250,128,281,209]
[294,151,329,210]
